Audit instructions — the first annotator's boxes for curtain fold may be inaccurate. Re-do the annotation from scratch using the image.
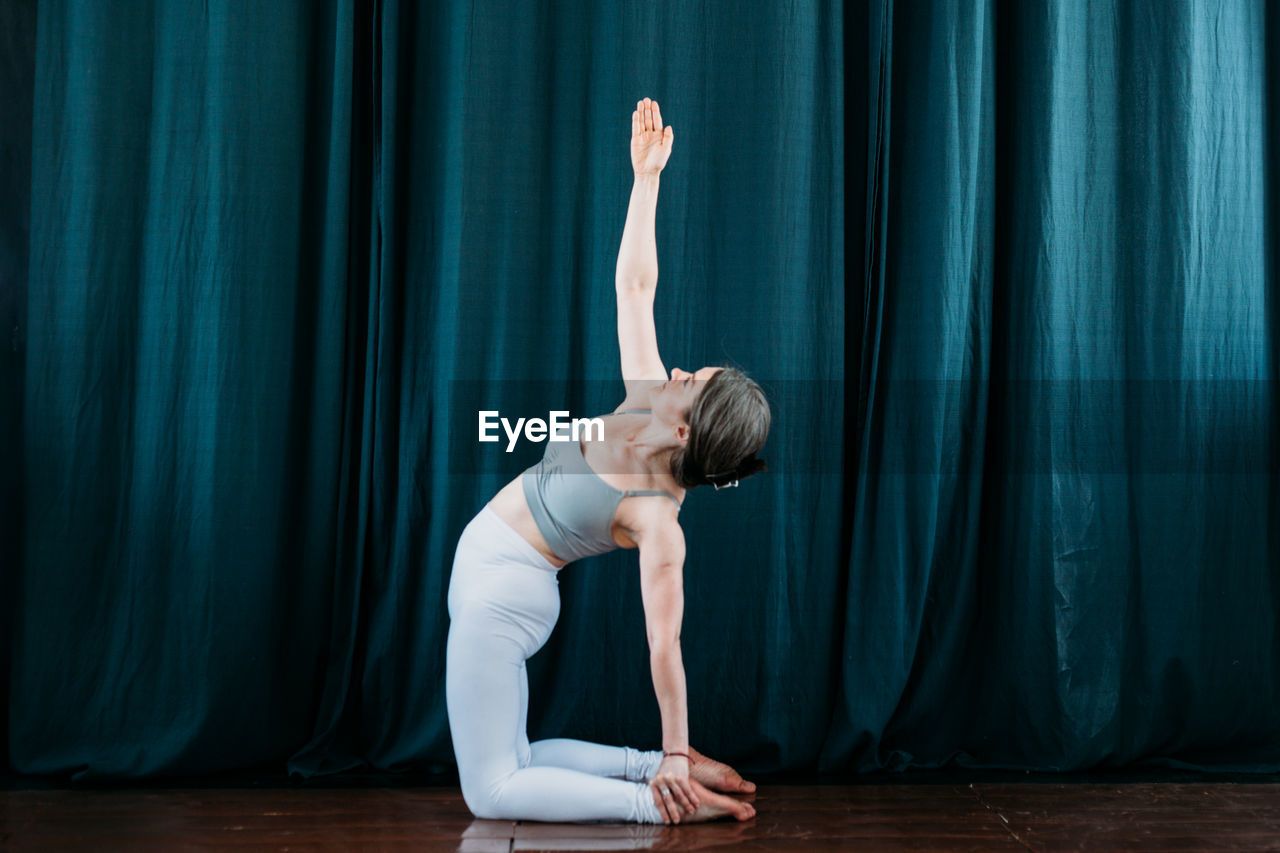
[0,0,38,776]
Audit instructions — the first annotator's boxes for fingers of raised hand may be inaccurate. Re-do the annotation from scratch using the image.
[634,97,663,135]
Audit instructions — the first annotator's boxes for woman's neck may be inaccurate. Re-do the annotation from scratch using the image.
[622,419,683,476]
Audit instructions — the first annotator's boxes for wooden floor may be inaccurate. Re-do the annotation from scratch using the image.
[4,781,1280,851]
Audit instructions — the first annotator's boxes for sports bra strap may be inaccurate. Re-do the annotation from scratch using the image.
[610,408,652,415]
[623,489,682,507]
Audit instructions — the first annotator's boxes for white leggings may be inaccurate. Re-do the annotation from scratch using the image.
[446,505,665,823]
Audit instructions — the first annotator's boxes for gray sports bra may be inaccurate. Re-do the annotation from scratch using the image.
[521,409,682,563]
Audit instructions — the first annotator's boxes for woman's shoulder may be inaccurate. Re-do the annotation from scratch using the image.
[616,486,683,538]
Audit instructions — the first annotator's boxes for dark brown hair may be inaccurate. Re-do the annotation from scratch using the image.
[669,366,770,489]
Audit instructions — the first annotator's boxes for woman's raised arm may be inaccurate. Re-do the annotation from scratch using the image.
[616,98,673,388]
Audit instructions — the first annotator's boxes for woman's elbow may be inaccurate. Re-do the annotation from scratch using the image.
[616,279,657,301]
[647,634,683,656]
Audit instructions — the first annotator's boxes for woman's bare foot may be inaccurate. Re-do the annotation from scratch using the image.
[688,746,757,794]
[678,778,756,823]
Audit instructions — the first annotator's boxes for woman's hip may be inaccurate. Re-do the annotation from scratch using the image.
[448,506,562,649]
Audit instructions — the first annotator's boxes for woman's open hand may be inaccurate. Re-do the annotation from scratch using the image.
[632,97,674,176]
[649,753,699,823]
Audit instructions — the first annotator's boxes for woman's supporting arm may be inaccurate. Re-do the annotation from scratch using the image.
[638,519,687,751]
[648,636,689,756]
[635,517,699,821]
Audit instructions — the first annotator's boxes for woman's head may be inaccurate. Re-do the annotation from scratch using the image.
[659,365,770,490]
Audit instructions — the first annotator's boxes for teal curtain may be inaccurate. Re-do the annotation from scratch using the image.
[7,0,1279,783]
[13,2,356,776]
[827,0,1280,773]
[7,0,844,779]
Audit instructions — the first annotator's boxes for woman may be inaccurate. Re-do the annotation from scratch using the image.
[446,97,769,825]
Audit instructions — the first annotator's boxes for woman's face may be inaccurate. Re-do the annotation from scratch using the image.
[649,366,722,439]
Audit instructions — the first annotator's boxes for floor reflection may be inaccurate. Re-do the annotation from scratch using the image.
[460,817,755,851]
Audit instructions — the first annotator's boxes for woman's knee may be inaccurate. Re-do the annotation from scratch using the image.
[459,777,498,819]
[459,773,511,821]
